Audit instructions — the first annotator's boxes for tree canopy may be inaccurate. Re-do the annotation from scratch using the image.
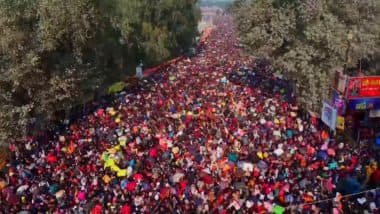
[0,0,200,144]
[231,0,380,112]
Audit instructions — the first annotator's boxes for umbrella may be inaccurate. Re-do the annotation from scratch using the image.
[76,191,86,201]
[274,148,284,157]
[121,179,129,189]
[118,136,127,146]
[107,107,117,116]
[47,153,57,163]
[117,169,127,177]
[257,160,268,170]
[273,204,285,214]
[160,187,171,199]
[228,153,238,163]
[127,181,137,191]
[327,148,336,156]
[120,205,132,214]
[16,184,29,195]
[233,181,246,190]
[172,147,179,154]
[91,204,103,214]
[59,136,65,143]
[172,172,185,183]
[316,150,328,161]
[96,109,105,117]
[133,173,144,182]
[328,162,338,170]
[49,184,59,194]
[195,153,203,163]
[55,190,65,199]
[103,174,111,184]
[202,174,213,185]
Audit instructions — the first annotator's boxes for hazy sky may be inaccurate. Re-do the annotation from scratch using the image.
[199,0,233,7]
[200,0,233,3]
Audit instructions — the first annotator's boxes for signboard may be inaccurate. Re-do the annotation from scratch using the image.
[333,71,348,94]
[332,89,346,115]
[336,116,345,130]
[347,98,380,111]
[346,76,380,99]
[369,109,380,118]
[321,102,337,130]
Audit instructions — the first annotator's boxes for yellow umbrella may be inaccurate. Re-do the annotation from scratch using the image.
[107,145,121,154]
[117,169,127,177]
[104,158,115,168]
[118,136,127,147]
[107,107,117,116]
[110,164,121,172]
[257,152,263,159]
[172,147,179,154]
[263,152,268,159]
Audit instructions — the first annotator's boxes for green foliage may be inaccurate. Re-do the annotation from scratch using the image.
[232,0,380,111]
[115,0,201,65]
[0,0,200,144]
[108,81,126,94]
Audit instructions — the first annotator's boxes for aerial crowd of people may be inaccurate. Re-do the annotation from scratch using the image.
[1,15,379,214]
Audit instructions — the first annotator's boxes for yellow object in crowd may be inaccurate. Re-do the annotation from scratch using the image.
[257,152,268,159]
[118,136,127,147]
[103,175,111,184]
[108,108,117,116]
[107,145,121,154]
[117,169,127,177]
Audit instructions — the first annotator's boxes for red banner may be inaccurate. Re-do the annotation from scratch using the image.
[346,76,380,99]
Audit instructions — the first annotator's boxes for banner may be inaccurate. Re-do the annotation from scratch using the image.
[332,89,346,115]
[334,71,348,93]
[321,102,337,130]
[369,109,380,118]
[346,76,380,99]
[336,116,345,130]
[347,98,380,111]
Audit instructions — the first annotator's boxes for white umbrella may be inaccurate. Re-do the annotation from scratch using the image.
[16,184,29,195]
[172,172,184,183]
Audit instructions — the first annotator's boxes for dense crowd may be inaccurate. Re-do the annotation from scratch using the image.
[1,16,380,214]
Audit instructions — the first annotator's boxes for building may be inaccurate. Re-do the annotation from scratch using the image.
[328,71,380,145]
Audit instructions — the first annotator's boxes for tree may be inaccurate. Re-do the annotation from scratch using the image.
[114,0,201,65]
[0,0,124,143]
[232,0,380,111]
[0,0,200,144]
